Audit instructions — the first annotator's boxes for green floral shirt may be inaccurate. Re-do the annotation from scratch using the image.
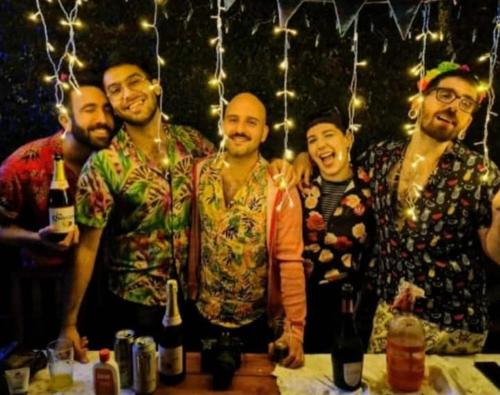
[76,123,214,306]
[196,156,268,328]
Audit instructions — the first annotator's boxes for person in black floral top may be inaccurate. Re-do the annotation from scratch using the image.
[359,63,500,354]
[300,109,375,352]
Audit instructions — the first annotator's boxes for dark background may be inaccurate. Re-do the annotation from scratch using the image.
[1,0,500,349]
[0,0,499,165]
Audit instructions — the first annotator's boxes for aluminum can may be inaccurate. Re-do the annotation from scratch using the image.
[114,329,135,388]
[133,336,157,394]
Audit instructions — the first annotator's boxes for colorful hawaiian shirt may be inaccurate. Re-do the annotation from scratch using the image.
[76,123,214,306]
[360,140,500,334]
[195,156,268,328]
[0,131,78,266]
[301,167,373,288]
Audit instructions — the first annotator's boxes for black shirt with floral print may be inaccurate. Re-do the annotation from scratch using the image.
[360,140,500,334]
[300,167,375,351]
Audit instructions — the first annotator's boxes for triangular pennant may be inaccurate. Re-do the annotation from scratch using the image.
[223,0,237,11]
[276,0,305,28]
[388,0,423,40]
[333,0,366,36]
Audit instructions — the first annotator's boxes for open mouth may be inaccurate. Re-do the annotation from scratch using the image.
[319,151,336,165]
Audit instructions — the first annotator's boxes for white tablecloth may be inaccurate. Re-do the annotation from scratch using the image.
[273,354,500,395]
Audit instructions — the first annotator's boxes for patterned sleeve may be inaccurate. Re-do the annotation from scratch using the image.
[0,156,23,223]
[475,160,500,230]
[75,151,115,229]
[184,126,215,159]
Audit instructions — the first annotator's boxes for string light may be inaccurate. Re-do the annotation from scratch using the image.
[272,18,298,210]
[143,0,170,171]
[402,2,432,222]
[479,0,500,179]
[32,0,85,124]
[347,16,362,135]
[210,0,228,161]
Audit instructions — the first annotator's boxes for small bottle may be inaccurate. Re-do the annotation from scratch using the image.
[48,153,74,242]
[158,279,186,384]
[332,283,364,391]
[94,348,119,395]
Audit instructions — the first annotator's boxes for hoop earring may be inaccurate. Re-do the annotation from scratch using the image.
[408,108,418,120]
[458,130,466,141]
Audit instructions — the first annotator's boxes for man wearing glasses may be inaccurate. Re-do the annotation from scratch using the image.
[59,52,216,361]
[361,62,500,354]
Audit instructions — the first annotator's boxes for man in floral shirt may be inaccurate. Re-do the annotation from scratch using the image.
[361,63,500,354]
[188,93,306,368]
[0,72,115,267]
[60,53,215,362]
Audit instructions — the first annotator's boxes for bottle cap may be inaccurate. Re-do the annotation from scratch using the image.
[99,348,110,362]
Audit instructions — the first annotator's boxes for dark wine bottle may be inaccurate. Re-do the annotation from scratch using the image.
[158,279,186,384]
[332,283,364,391]
[48,153,74,242]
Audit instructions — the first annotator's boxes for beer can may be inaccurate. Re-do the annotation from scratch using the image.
[114,329,135,388]
[133,336,157,394]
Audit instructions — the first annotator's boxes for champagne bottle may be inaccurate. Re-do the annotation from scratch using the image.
[48,153,74,242]
[332,283,364,391]
[158,279,185,384]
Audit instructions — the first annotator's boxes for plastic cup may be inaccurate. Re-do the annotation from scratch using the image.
[47,338,74,391]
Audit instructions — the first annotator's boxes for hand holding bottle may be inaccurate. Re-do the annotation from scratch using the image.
[271,333,304,369]
[38,224,80,251]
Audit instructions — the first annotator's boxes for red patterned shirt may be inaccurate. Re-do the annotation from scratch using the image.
[0,131,78,266]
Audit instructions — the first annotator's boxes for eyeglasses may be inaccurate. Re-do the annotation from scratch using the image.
[431,87,478,114]
[106,74,149,101]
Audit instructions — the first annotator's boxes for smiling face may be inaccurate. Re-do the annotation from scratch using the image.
[223,93,269,159]
[418,76,478,142]
[61,86,115,149]
[103,64,159,127]
[306,122,352,182]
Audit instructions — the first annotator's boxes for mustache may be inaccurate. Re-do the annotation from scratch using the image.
[228,132,251,140]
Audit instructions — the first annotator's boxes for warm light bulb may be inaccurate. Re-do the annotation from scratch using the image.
[284,149,294,161]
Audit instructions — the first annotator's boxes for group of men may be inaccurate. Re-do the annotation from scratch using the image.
[0,52,499,365]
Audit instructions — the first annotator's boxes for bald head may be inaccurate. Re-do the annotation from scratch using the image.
[223,92,269,159]
[226,93,267,124]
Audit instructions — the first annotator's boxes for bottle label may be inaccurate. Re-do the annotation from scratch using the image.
[158,345,183,375]
[343,362,362,387]
[50,180,69,189]
[49,206,75,233]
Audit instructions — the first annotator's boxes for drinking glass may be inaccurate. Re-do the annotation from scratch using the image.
[47,338,74,391]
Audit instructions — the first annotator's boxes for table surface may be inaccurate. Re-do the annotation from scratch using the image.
[28,352,278,395]
[28,351,500,394]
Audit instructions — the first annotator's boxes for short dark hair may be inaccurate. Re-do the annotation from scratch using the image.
[305,106,347,134]
[61,70,102,115]
[423,69,482,99]
[103,48,155,79]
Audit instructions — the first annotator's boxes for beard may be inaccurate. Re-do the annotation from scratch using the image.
[419,109,460,143]
[72,121,114,150]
